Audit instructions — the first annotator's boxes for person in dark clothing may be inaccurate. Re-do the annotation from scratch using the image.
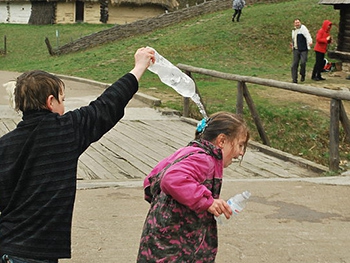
[0,47,155,263]
[290,18,313,83]
[232,0,245,22]
[312,20,333,81]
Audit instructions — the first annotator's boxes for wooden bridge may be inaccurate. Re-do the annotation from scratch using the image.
[0,72,327,186]
[0,107,327,184]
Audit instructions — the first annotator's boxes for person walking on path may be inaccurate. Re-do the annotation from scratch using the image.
[312,20,333,81]
[232,0,246,22]
[290,18,313,83]
[137,112,250,262]
[0,47,155,263]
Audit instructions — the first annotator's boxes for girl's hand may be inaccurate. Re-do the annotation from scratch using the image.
[207,199,232,219]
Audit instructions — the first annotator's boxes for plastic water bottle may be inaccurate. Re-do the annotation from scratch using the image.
[147,47,208,119]
[215,190,251,224]
[147,47,196,97]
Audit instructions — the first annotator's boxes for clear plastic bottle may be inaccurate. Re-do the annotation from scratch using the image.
[147,47,208,119]
[147,46,196,98]
[215,190,251,224]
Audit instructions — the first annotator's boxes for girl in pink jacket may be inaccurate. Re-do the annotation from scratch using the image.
[137,111,250,262]
[312,20,333,81]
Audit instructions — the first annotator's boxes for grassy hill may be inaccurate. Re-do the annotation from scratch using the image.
[0,0,348,171]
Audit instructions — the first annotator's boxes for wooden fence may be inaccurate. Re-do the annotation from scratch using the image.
[177,63,350,172]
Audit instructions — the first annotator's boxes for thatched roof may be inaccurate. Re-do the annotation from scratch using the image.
[0,0,179,9]
[319,0,350,4]
[110,0,179,8]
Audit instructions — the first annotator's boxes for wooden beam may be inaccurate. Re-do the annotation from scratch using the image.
[340,101,350,143]
[243,82,270,146]
[236,81,244,115]
[177,63,350,101]
[329,99,340,171]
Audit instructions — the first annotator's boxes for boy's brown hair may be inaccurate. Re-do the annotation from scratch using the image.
[15,70,65,112]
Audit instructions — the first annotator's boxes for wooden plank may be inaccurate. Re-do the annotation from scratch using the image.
[0,119,9,136]
[77,159,99,180]
[144,120,194,145]
[79,148,114,180]
[99,131,155,175]
[2,118,17,132]
[90,139,145,179]
[112,122,173,163]
[131,120,191,149]
[132,120,193,149]
[115,121,177,159]
[102,125,159,171]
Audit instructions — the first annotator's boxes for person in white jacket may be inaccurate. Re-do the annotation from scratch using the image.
[291,18,313,83]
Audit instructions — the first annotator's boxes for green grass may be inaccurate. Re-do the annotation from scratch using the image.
[0,0,349,171]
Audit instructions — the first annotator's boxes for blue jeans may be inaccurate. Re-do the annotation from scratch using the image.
[1,254,58,263]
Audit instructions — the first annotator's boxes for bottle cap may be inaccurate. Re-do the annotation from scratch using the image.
[242,191,251,199]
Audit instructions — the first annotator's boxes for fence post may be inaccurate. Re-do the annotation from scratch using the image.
[236,81,244,115]
[340,101,350,143]
[45,37,55,56]
[182,70,206,118]
[242,82,270,146]
[183,97,190,117]
[4,35,6,55]
[329,99,340,171]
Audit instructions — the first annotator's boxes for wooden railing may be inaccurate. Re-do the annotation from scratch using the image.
[177,63,350,172]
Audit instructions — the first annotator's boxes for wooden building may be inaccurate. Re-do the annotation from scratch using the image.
[319,0,350,63]
[0,0,179,24]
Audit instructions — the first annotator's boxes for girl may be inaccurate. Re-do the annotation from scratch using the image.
[137,111,250,262]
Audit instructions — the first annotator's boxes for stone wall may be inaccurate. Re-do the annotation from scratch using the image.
[49,0,231,55]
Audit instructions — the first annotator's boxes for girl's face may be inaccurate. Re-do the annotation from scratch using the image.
[221,133,247,168]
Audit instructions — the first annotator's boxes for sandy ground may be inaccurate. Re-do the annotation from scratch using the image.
[60,179,350,263]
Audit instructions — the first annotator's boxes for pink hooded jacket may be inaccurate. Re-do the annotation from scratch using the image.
[143,144,224,212]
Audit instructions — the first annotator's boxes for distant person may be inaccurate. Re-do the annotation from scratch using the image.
[137,112,250,262]
[312,20,333,81]
[232,0,246,22]
[0,47,155,263]
[290,18,313,83]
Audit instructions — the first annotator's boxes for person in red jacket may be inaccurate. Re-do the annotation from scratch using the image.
[311,20,333,81]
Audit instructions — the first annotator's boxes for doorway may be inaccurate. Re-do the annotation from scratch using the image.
[76,1,84,22]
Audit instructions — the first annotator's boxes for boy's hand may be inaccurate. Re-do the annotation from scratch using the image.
[130,47,155,81]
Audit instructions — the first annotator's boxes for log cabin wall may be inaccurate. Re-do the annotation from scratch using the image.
[337,6,350,53]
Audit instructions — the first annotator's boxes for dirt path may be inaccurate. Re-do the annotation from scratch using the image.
[61,179,350,263]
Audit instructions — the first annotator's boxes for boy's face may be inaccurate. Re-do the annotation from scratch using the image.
[51,89,65,115]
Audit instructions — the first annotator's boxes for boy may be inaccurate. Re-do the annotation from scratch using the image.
[0,47,155,263]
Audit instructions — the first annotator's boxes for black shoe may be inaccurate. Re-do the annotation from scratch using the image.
[312,77,320,81]
[292,80,297,83]
[318,77,326,81]
[346,76,350,80]
[300,75,305,82]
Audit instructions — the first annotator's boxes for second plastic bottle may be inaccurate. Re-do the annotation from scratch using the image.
[215,190,251,224]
